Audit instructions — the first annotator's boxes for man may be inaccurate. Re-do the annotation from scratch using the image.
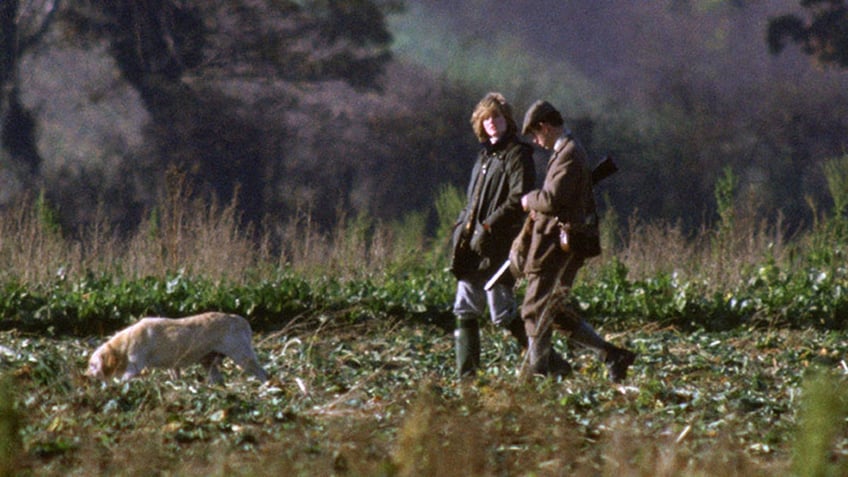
[519,100,636,382]
[449,92,535,378]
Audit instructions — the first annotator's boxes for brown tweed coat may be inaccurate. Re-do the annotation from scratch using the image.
[521,134,597,274]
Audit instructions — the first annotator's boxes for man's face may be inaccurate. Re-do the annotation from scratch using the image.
[531,123,555,150]
[483,113,507,141]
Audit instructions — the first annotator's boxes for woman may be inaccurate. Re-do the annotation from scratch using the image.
[449,92,536,378]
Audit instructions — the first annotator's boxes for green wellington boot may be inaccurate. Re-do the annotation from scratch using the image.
[455,316,480,378]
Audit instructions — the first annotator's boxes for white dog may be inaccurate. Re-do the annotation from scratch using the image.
[86,312,268,384]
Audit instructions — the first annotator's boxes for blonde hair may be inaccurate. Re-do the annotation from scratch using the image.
[470,92,518,142]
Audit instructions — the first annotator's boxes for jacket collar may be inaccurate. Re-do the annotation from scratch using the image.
[482,132,517,154]
[552,130,573,155]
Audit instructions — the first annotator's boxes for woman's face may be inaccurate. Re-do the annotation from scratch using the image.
[483,112,507,141]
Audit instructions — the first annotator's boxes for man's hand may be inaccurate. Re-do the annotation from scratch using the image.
[521,194,537,220]
[470,223,489,254]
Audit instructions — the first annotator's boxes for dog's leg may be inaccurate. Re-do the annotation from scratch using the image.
[207,365,223,385]
[241,353,269,382]
[245,359,269,382]
[201,353,224,384]
[227,348,268,382]
[217,330,269,382]
[121,363,141,381]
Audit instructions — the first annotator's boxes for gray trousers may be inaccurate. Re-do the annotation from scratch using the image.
[453,277,517,326]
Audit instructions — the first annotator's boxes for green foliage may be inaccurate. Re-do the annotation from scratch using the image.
[714,166,737,230]
[146,207,160,242]
[0,267,457,335]
[571,237,848,331]
[332,210,374,272]
[712,166,737,263]
[430,184,465,266]
[575,259,734,330]
[35,189,61,238]
[792,370,848,477]
[740,257,848,329]
[823,154,848,225]
[390,210,426,257]
[599,192,619,252]
[804,222,848,275]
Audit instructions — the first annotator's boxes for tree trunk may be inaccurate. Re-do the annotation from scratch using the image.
[0,0,43,178]
[0,0,18,139]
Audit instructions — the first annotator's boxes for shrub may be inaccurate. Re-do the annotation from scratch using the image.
[792,370,848,477]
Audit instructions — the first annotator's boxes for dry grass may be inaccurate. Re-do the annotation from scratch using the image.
[0,184,797,295]
[0,196,80,285]
[588,208,790,295]
[0,183,427,287]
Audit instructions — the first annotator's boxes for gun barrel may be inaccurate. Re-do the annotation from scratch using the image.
[484,260,512,291]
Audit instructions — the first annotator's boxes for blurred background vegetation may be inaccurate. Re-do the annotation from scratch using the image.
[2,0,847,242]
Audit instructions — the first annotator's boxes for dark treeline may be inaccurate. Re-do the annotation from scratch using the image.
[0,0,473,236]
[1,0,847,242]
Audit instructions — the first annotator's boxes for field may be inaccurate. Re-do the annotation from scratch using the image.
[3,316,847,476]
[1,182,847,476]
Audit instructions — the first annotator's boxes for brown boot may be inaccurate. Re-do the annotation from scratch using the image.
[527,335,552,375]
[506,317,528,349]
[548,351,573,378]
[604,346,636,383]
[527,339,572,378]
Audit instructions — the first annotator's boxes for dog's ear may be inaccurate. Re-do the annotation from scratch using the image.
[100,350,113,377]
[101,345,120,378]
[109,345,129,377]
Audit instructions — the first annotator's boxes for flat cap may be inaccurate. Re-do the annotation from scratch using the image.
[521,100,562,135]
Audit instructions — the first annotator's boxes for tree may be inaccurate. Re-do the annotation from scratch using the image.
[58,0,399,226]
[768,0,848,67]
[0,0,61,186]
